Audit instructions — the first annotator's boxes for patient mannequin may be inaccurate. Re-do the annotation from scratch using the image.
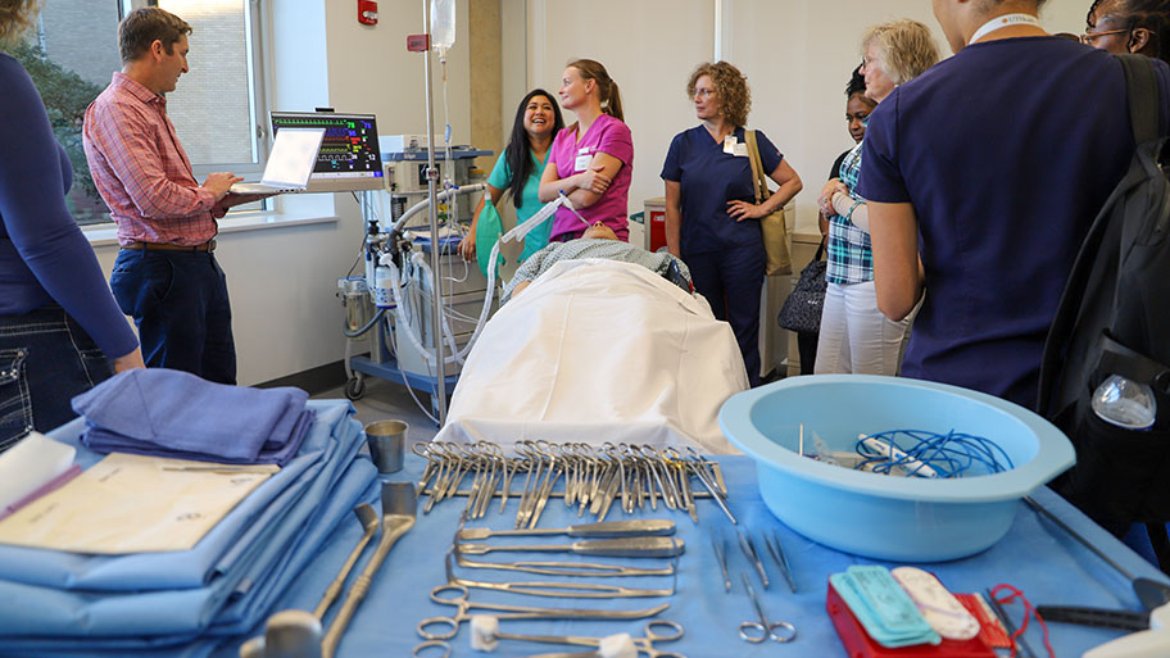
[503,222,692,302]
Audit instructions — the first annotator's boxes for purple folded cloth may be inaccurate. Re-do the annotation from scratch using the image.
[72,369,313,466]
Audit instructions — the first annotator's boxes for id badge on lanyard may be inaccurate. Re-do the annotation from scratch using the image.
[724,135,747,157]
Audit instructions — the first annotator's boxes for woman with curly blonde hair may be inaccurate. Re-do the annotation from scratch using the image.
[0,0,36,45]
[0,0,143,451]
[662,61,802,386]
[813,20,938,377]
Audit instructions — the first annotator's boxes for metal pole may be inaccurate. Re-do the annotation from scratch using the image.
[422,0,448,424]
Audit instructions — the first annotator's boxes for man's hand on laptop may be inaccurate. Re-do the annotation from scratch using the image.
[203,172,244,201]
[214,191,276,216]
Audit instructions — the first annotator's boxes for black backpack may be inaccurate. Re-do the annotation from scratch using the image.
[1038,55,1170,559]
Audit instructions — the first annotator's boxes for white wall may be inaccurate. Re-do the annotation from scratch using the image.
[525,0,1093,233]
[528,0,715,224]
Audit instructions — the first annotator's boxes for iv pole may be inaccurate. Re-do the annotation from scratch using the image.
[421,0,448,424]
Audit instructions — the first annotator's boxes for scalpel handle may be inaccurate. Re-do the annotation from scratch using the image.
[572,537,685,558]
[568,519,676,538]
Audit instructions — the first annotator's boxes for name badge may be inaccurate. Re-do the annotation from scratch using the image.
[724,136,748,158]
[574,149,592,172]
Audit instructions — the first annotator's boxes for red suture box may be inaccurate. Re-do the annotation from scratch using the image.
[826,581,996,658]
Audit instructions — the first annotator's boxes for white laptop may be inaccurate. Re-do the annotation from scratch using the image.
[230,127,326,195]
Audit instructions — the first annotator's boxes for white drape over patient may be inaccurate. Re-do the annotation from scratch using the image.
[434,259,748,453]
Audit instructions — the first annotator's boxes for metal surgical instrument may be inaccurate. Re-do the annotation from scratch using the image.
[456,536,685,558]
[454,553,677,578]
[412,640,451,658]
[416,584,671,640]
[313,504,380,619]
[683,448,736,524]
[414,441,725,525]
[739,574,797,644]
[737,531,769,589]
[322,483,417,658]
[444,552,674,598]
[763,532,798,593]
[457,519,676,541]
[711,536,731,593]
[483,619,687,658]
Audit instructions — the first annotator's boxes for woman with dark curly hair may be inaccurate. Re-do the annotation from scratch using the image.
[1083,0,1169,63]
[0,0,143,451]
[661,61,802,386]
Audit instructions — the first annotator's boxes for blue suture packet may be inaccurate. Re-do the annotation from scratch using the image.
[829,565,941,648]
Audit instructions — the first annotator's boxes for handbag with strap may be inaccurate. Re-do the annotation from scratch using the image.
[744,130,792,276]
[778,239,827,334]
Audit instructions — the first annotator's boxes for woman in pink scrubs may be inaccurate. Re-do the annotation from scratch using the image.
[539,59,634,242]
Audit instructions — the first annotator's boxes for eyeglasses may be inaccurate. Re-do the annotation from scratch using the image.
[693,89,715,98]
[1080,28,1130,44]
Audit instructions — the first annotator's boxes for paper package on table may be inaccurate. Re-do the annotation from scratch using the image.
[0,453,277,554]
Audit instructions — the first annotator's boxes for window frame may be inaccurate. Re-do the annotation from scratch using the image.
[109,0,272,213]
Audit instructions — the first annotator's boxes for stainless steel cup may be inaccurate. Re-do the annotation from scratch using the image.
[365,419,407,474]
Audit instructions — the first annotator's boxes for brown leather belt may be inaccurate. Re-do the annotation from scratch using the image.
[122,239,216,253]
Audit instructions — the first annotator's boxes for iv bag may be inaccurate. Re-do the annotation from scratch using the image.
[431,0,456,53]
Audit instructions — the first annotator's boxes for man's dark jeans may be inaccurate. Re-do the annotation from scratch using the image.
[111,248,236,385]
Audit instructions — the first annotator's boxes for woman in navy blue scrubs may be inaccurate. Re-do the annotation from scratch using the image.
[662,61,802,386]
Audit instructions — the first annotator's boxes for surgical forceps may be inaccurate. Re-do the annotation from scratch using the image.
[763,532,797,593]
[738,531,769,589]
[487,619,687,658]
[738,574,797,644]
[417,584,670,640]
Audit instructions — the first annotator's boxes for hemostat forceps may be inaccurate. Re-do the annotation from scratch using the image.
[486,619,687,658]
[417,584,670,640]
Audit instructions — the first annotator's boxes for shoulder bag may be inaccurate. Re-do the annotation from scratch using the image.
[778,239,827,334]
[744,129,792,276]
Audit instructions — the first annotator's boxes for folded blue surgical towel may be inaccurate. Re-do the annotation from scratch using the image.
[72,369,312,465]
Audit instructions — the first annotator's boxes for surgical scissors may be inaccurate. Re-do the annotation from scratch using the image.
[412,640,451,657]
[738,574,797,644]
[417,584,670,640]
[488,619,687,658]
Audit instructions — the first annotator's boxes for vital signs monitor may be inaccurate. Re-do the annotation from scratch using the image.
[270,111,385,192]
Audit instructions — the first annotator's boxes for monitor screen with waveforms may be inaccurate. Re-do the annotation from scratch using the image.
[270,112,384,192]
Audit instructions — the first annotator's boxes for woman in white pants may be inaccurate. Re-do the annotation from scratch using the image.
[814,20,939,375]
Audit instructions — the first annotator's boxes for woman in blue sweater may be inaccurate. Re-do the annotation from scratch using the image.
[0,0,143,451]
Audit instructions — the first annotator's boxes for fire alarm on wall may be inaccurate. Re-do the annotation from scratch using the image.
[358,0,378,26]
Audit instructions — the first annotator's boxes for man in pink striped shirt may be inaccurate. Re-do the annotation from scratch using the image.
[83,7,242,384]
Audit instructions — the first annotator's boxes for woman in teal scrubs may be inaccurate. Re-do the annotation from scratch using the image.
[461,89,564,264]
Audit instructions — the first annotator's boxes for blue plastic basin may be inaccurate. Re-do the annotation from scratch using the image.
[719,375,1076,561]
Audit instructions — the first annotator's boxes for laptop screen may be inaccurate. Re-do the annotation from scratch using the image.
[270,112,385,192]
[260,127,325,188]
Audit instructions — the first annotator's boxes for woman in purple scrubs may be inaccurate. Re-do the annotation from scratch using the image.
[661,61,802,386]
